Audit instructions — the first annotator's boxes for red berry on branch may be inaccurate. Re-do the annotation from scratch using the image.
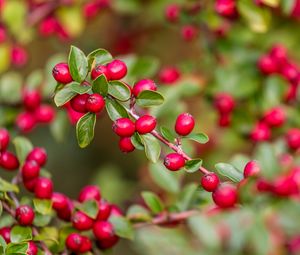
[86,93,105,113]
[22,90,41,111]
[51,192,69,211]
[16,205,35,226]
[106,59,127,80]
[0,26,7,43]
[214,93,235,114]
[165,4,180,23]
[0,151,19,171]
[112,118,135,137]
[280,62,299,84]
[0,128,10,152]
[11,45,28,67]
[215,0,237,18]
[212,184,237,208]
[57,199,73,221]
[93,221,119,249]
[70,94,89,113]
[83,2,100,19]
[23,178,38,192]
[119,137,135,153]
[34,177,53,199]
[257,55,278,75]
[286,128,300,150]
[16,112,36,133]
[110,204,123,217]
[159,66,180,84]
[201,173,220,192]
[72,211,94,231]
[79,235,92,253]
[39,17,59,37]
[66,233,83,252]
[272,176,298,197]
[136,115,157,134]
[52,63,73,84]
[164,153,185,171]
[175,113,195,136]
[78,185,101,202]
[181,25,198,41]
[270,44,287,66]
[91,65,110,80]
[250,123,271,142]
[96,200,112,221]
[27,147,47,167]
[243,160,260,178]
[34,105,55,123]
[132,79,157,97]
[218,113,231,127]
[0,227,11,243]
[21,160,40,180]
[27,241,38,255]
[263,107,286,127]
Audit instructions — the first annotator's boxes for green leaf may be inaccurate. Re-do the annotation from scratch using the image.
[0,202,2,218]
[68,46,88,82]
[33,213,52,227]
[176,183,198,211]
[92,74,108,96]
[184,133,209,144]
[33,199,52,215]
[185,159,203,173]
[13,137,33,165]
[10,226,32,243]
[5,242,29,255]
[109,216,134,240]
[0,72,22,104]
[87,48,113,67]
[140,134,161,163]
[50,110,70,143]
[160,127,176,142]
[76,200,99,219]
[128,56,159,80]
[26,70,43,90]
[131,133,144,150]
[105,98,129,121]
[136,90,164,107]
[76,113,96,148]
[108,81,131,101]
[0,177,19,193]
[141,191,164,214]
[280,0,295,14]
[215,163,243,182]
[126,205,151,222]
[69,81,91,94]
[0,236,7,250]
[54,84,77,107]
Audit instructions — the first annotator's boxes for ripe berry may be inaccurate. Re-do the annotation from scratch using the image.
[91,65,110,80]
[23,178,37,192]
[215,0,237,18]
[112,118,135,137]
[96,200,112,221]
[250,123,271,142]
[214,93,235,114]
[110,205,123,217]
[93,221,119,249]
[201,173,220,192]
[244,160,260,178]
[165,4,180,22]
[0,26,7,43]
[79,236,92,253]
[11,45,28,67]
[272,176,298,196]
[281,62,299,84]
[263,107,286,127]
[181,25,198,41]
[27,241,38,255]
[16,205,35,226]
[78,185,101,202]
[256,178,272,192]
[286,128,300,150]
[34,105,55,123]
[106,59,127,80]
[257,55,278,74]
[72,211,94,231]
[27,147,47,166]
[0,227,11,243]
[52,63,73,84]
[57,200,73,221]
[21,160,40,180]
[34,177,53,199]
[51,192,69,211]
[270,44,287,65]
[0,151,19,171]
[86,93,105,113]
[159,67,180,84]
[0,128,10,152]
[175,113,195,136]
[22,90,41,111]
[39,17,59,37]
[83,2,100,18]
[70,94,89,113]
[66,233,83,252]
[164,153,185,171]
[132,79,157,97]
[119,137,135,153]
[218,113,231,127]
[136,115,157,134]
[212,184,237,208]
[16,112,36,133]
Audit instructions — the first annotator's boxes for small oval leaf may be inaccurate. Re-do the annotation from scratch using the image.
[136,90,164,107]
[76,113,96,148]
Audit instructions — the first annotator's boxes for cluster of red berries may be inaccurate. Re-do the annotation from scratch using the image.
[158,66,181,85]
[213,93,235,127]
[16,89,55,133]
[215,0,237,19]
[0,129,19,171]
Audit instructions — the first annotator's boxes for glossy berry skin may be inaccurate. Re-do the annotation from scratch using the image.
[78,185,101,202]
[70,94,89,113]
[34,177,53,199]
[27,147,47,167]
[181,25,198,41]
[0,227,11,243]
[201,173,220,192]
[0,128,10,152]
[22,90,41,111]
[165,4,180,22]
[86,94,105,113]
[136,115,157,134]
[57,200,73,221]
[175,113,195,136]
[16,205,35,226]
[97,200,112,221]
[106,59,127,80]
[0,151,19,171]
[112,118,135,137]
[21,160,40,180]
[214,93,235,114]
[250,123,271,142]
[23,178,38,192]
[272,176,298,197]
[164,153,185,171]
[244,160,260,178]
[34,105,55,123]
[215,0,237,18]
[263,107,286,127]
[66,233,83,252]
[27,241,38,255]
[257,55,278,74]
[72,211,94,231]
[132,79,157,97]
[16,112,36,133]
[93,221,119,249]
[119,137,135,153]
[51,192,69,211]
[52,63,73,84]
[79,236,92,253]
[212,184,237,208]
[159,67,180,84]
[91,65,110,80]
[286,128,300,150]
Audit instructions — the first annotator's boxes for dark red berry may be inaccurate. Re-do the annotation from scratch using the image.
[286,128,300,150]
[281,62,299,83]
[215,0,237,18]
[52,63,73,84]
[258,55,278,74]
[0,128,10,152]
[118,137,135,153]
[93,221,119,249]
[250,123,271,142]
[51,192,69,211]
[22,90,41,111]
[39,17,59,37]
[181,25,198,41]
[112,118,135,137]
[23,178,37,192]
[214,93,235,114]
[96,200,112,221]
[34,177,53,199]
[66,233,83,252]
[256,178,272,192]
[0,227,11,243]
[91,65,110,80]
[201,173,220,192]
[110,205,123,217]
[16,112,36,133]
[70,94,89,113]
[212,184,237,208]
[27,241,38,255]
[159,66,180,84]
[0,151,19,171]
[79,236,92,253]
[175,113,195,136]
[136,115,157,134]
[218,113,231,127]
[244,160,260,178]
[164,153,185,171]
[57,199,73,221]
[21,160,40,180]
[78,185,101,202]
[165,4,180,22]
[97,235,119,250]
[106,59,127,80]
[72,211,94,231]
[16,205,35,226]
[263,107,286,127]
[11,45,28,67]
[132,79,157,97]
[86,93,105,113]
[34,105,55,123]
[27,147,47,166]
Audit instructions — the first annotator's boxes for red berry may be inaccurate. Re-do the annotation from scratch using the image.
[132,79,157,97]
[22,90,41,111]
[250,123,271,142]
[118,137,135,153]
[218,113,231,127]
[136,115,157,134]
[96,200,112,221]
[70,94,89,113]
[165,4,180,22]
[79,235,92,253]
[16,205,35,226]
[175,113,195,136]
[159,66,180,84]
[72,211,94,231]
[97,235,119,250]
[78,185,101,202]
[181,25,198,41]
[91,65,110,80]
[256,178,272,192]
[0,227,11,243]
[27,147,47,166]
[214,93,235,114]
[52,63,73,84]
[0,151,19,171]
[244,160,260,178]
[212,184,237,208]
[263,107,286,127]
[270,44,287,66]
[0,128,10,152]
[286,128,300,150]
[272,176,298,196]
[39,17,59,37]
[23,178,38,192]
[0,26,7,43]
[34,105,55,123]
[57,199,73,221]
[21,160,40,180]
[16,112,36,133]
[66,233,83,252]
[110,205,123,217]
[106,59,127,80]
[51,192,69,211]
[34,177,53,199]
[86,93,105,113]
[11,45,28,67]
[164,153,185,171]
[83,2,100,18]
[281,62,299,84]
[215,0,237,18]
[93,221,119,249]
[27,241,38,255]
[112,118,135,137]
[201,173,220,192]
[257,55,278,74]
